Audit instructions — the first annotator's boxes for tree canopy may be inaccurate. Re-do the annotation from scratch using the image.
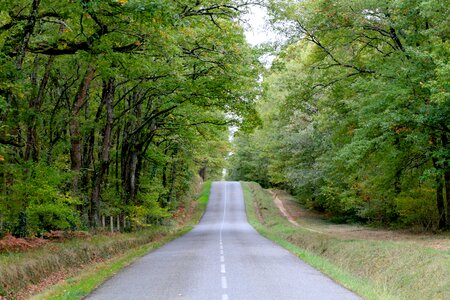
[0,0,261,235]
[229,0,449,229]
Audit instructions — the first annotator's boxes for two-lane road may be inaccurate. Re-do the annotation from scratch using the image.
[87,182,360,299]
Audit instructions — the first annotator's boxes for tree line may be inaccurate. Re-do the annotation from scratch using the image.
[229,0,449,230]
[0,0,260,236]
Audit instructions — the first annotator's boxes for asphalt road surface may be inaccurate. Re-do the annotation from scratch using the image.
[87,181,360,300]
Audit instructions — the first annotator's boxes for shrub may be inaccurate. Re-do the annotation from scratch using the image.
[26,202,81,235]
[1,163,80,236]
[395,189,438,229]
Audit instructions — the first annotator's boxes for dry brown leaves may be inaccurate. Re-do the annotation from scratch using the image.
[0,235,48,252]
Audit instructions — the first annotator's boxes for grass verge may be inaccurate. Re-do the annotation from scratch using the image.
[30,228,190,300]
[1,181,212,299]
[187,180,212,226]
[241,181,449,300]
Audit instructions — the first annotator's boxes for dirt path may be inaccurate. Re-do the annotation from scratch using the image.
[270,189,450,251]
[269,191,323,234]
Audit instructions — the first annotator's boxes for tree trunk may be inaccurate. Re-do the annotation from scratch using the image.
[15,0,41,69]
[167,149,178,204]
[442,133,450,228]
[129,151,138,201]
[70,65,96,194]
[445,168,450,228]
[115,124,121,194]
[90,79,115,227]
[199,165,206,181]
[432,155,446,229]
[25,55,55,161]
[120,92,143,204]
[81,95,104,219]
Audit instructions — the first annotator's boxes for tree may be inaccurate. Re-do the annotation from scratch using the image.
[230,0,449,229]
[0,0,260,233]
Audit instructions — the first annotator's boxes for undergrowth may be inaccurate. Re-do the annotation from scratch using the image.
[242,181,450,300]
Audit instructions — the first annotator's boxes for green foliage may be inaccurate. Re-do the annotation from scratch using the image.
[230,0,450,229]
[26,202,80,234]
[395,189,438,229]
[0,0,259,234]
[1,163,80,235]
[198,180,212,208]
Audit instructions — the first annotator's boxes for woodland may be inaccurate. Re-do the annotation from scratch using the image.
[0,0,448,237]
[0,0,260,236]
[228,0,449,230]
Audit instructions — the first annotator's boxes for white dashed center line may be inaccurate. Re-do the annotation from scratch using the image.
[221,276,228,289]
[219,184,229,299]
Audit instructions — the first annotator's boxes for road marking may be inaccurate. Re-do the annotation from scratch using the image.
[221,276,227,289]
[220,184,228,297]
[219,183,227,241]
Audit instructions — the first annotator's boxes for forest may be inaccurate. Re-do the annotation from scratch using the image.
[0,0,260,236]
[0,0,448,237]
[228,0,449,230]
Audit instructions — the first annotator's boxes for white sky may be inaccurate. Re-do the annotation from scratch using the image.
[242,5,273,46]
[241,5,279,66]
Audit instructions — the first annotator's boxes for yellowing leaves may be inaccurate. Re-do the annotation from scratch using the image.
[179,28,197,38]
[159,30,170,39]
[116,0,128,5]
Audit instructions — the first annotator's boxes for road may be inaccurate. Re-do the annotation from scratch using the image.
[87,181,360,300]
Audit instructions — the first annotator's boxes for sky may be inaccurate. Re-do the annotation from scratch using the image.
[242,5,273,46]
[242,5,281,66]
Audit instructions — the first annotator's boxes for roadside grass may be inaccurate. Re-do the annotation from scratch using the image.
[1,181,212,299]
[188,180,212,226]
[241,181,450,300]
[30,228,190,300]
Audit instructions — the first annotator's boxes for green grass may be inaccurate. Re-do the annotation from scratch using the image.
[3,181,213,299]
[188,180,212,225]
[241,181,450,300]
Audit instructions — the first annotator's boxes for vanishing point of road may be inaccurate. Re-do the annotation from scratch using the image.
[87,181,360,300]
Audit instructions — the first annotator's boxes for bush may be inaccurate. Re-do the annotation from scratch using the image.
[395,189,438,229]
[129,197,170,229]
[1,163,80,236]
[26,202,81,235]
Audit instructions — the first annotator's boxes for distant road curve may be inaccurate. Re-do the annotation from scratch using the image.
[87,181,360,300]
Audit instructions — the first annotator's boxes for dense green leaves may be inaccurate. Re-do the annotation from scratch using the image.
[229,0,449,229]
[0,0,260,234]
